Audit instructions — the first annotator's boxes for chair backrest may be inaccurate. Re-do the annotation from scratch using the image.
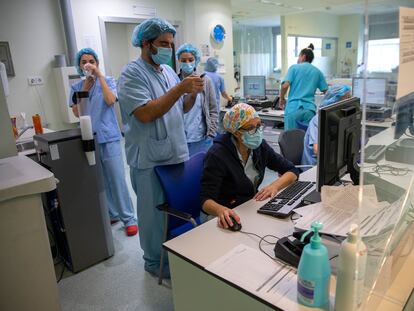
[296,120,309,132]
[154,152,206,231]
[278,129,305,165]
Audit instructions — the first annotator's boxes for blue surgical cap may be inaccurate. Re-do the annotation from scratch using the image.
[131,18,176,47]
[75,48,99,75]
[176,43,201,66]
[205,57,219,72]
[320,84,351,107]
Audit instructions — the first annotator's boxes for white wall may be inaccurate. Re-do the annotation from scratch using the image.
[338,14,364,77]
[0,0,234,133]
[280,12,364,78]
[0,0,73,130]
[70,0,186,76]
[281,12,341,74]
[183,0,236,102]
[105,23,130,79]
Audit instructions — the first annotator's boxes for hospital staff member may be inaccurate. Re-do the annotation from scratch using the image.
[301,84,351,166]
[204,57,233,112]
[200,103,299,229]
[177,43,218,155]
[117,18,203,278]
[280,44,328,130]
[70,48,137,236]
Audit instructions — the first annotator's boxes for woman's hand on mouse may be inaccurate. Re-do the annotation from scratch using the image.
[217,206,240,229]
[254,183,279,201]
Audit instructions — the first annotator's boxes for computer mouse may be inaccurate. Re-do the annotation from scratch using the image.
[262,109,269,112]
[227,215,242,232]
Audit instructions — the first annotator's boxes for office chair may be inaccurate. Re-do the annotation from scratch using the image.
[154,152,206,284]
[296,120,309,132]
[278,129,313,170]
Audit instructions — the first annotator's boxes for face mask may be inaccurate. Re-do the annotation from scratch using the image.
[82,69,94,78]
[151,44,172,65]
[180,62,195,74]
[241,128,263,150]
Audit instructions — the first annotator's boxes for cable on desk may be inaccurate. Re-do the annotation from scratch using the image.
[290,213,300,223]
[329,254,339,261]
[239,230,280,244]
[366,163,411,177]
[57,262,65,283]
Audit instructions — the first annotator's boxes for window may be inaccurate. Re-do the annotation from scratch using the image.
[287,36,323,68]
[367,38,399,72]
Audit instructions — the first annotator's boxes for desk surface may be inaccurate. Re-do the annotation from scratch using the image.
[165,125,414,310]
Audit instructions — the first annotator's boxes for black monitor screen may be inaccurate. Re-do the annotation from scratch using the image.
[317,97,361,191]
[243,76,266,99]
[394,91,414,139]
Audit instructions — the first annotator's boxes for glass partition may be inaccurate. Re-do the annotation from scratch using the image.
[359,2,414,310]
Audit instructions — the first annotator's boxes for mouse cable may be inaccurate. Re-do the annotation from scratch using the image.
[239,230,280,244]
[329,254,339,261]
[57,262,65,283]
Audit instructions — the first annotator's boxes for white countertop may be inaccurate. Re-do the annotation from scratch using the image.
[0,155,56,202]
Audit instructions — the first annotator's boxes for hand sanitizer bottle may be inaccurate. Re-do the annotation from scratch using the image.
[297,221,331,308]
[334,224,367,311]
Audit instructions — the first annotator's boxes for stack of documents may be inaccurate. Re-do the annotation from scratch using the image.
[293,185,403,237]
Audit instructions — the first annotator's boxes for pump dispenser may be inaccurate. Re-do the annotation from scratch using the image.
[334,224,367,311]
[297,222,331,308]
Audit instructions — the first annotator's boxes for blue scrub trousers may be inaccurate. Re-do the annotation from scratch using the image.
[130,167,168,274]
[187,137,213,157]
[284,109,315,130]
[99,141,136,227]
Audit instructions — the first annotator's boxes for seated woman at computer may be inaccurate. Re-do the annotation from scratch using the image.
[301,84,351,166]
[279,44,328,130]
[200,103,300,229]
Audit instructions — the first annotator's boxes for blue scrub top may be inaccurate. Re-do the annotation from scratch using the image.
[184,93,206,143]
[117,58,189,169]
[301,114,319,166]
[283,63,328,115]
[69,77,121,144]
[204,71,225,111]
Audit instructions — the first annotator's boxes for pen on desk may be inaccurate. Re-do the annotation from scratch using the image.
[256,266,285,292]
[266,269,291,293]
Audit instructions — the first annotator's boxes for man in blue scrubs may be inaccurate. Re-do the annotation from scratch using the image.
[301,84,351,166]
[204,57,233,113]
[70,48,137,236]
[280,44,328,130]
[117,18,204,277]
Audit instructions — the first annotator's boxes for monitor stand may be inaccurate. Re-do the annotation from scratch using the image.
[302,190,321,205]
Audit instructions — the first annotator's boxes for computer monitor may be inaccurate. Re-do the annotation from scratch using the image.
[317,97,362,191]
[352,77,387,108]
[394,91,414,139]
[243,76,266,99]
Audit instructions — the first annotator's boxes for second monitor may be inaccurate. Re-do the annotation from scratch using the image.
[243,75,266,100]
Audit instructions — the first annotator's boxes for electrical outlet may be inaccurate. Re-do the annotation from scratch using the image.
[28,76,44,86]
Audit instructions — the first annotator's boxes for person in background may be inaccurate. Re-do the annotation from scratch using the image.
[301,84,352,166]
[200,103,299,229]
[117,18,203,278]
[204,57,233,112]
[176,43,218,155]
[70,48,137,236]
[280,44,328,130]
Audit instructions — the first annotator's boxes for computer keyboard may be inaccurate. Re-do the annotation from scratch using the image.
[258,181,316,218]
[364,144,387,163]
